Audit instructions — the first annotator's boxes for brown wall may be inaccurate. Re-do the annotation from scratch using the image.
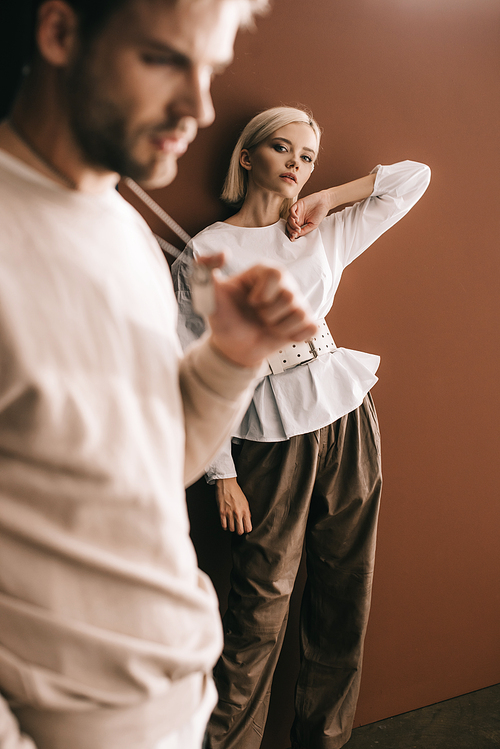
[124,0,500,743]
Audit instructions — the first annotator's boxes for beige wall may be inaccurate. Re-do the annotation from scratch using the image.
[123,0,500,744]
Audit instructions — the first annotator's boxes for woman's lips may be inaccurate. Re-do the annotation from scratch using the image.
[280,173,297,184]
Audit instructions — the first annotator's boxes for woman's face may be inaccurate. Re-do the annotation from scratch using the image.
[242,122,318,199]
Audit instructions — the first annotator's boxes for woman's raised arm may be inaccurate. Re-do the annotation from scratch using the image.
[287,173,376,241]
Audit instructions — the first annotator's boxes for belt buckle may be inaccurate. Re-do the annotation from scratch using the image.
[307,339,319,359]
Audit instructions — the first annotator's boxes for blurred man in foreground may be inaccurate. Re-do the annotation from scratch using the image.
[0,1,316,747]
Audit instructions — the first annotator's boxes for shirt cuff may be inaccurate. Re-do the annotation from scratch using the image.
[185,333,261,402]
[205,467,238,485]
[370,164,382,195]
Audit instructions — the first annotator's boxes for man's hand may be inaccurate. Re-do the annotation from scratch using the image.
[216,477,252,534]
[197,254,317,369]
[286,190,331,241]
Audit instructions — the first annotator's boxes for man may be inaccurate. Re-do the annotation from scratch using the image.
[0,1,317,747]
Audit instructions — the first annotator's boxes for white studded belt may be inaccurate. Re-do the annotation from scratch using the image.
[266,319,336,375]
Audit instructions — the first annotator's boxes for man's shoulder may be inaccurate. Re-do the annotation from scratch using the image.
[0,149,31,195]
[0,153,39,239]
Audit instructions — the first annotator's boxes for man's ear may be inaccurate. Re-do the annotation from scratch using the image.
[239,149,252,171]
[36,0,79,67]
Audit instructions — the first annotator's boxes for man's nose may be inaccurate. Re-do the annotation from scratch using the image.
[173,66,215,129]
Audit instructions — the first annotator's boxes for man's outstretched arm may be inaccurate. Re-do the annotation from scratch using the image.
[180,260,316,485]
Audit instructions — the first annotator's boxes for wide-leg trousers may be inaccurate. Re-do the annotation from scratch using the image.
[206,394,382,749]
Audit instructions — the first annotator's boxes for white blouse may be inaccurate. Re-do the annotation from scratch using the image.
[172,160,431,481]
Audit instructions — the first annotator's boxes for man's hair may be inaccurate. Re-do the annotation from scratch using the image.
[0,0,270,118]
[221,105,321,218]
[1,0,127,118]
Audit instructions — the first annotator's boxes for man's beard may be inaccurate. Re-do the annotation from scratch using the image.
[63,54,166,182]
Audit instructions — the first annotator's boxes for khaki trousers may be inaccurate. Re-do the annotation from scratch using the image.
[206,395,382,749]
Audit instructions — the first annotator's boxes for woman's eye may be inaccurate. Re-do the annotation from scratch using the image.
[301,155,312,163]
[273,144,287,153]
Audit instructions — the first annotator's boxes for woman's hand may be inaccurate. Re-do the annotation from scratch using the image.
[216,477,252,534]
[286,190,332,241]
[286,174,377,241]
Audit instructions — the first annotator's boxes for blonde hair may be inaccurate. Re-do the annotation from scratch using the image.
[221,106,322,218]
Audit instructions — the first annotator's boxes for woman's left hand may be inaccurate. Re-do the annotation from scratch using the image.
[286,190,331,241]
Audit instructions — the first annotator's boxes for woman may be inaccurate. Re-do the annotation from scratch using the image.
[172,106,430,749]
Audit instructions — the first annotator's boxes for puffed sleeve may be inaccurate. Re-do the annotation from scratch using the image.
[321,160,431,268]
[171,242,207,351]
[171,241,251,486]
[204,439,238,484]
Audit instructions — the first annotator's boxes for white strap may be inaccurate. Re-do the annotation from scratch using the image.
[123,178,191,258]
[154,233,183,259]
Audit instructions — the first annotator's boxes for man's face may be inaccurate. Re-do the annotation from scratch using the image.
[65,0,244,187]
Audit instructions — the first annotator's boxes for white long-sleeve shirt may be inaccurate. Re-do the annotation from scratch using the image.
[0,150,261,749]
[172,161,431,481]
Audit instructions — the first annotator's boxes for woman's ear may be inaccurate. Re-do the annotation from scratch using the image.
[36,0,80,68]
[239,149,252,171]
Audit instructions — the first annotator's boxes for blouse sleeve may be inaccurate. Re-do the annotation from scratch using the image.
[171,242,207,351]
[205,440,238,484]
[321,160,431,269]
[171,242,239,484]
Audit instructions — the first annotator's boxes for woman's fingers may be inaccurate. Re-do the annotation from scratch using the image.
[242,507,252,533]
[221,506,252,535]
[286,205,304,240]
[216,479,253,534]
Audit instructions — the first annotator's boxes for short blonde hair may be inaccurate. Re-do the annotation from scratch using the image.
[221,106,321,217]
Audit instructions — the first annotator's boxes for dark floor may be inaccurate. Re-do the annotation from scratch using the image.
[343,683,500,749]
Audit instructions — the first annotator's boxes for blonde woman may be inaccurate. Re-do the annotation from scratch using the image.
[172,106,430,749]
